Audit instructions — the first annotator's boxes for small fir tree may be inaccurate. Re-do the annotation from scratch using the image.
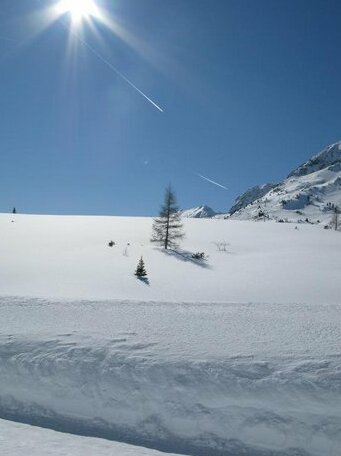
[151,185,184,250]
[135,257,147,278]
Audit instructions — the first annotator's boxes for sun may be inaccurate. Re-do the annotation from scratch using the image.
[55,0,100,25]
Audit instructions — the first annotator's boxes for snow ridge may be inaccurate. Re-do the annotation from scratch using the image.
[289,141,341,178]
[229,183,277,215]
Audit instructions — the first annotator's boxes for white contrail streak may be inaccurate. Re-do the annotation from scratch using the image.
[195,172,228,190]
[80,37,164,112]
[60,21,164,113]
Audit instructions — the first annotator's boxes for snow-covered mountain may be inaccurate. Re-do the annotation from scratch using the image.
[180,204,218,218]
[230,140,341,223]
[229,183,277,215]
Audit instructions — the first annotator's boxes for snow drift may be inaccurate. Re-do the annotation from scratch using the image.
[0,299,341,456]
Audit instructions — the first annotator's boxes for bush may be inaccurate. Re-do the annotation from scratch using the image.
[192,252,207,260]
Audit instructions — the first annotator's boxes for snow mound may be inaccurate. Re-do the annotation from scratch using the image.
[0,299,341,456]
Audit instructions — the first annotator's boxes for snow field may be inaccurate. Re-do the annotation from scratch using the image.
[0,213,340,304]
[0,214,341,455]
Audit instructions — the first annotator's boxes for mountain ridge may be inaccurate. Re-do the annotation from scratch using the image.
[229,140,341,223]
[180,205,218,218]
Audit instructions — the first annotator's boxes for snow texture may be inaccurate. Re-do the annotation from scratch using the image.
[0,299,341,456]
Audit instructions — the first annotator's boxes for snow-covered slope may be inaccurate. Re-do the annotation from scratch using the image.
[230,141,341,222]
[0,213,340,304]
[289,141,341,177]
[0,214,340,456]
[180,204,218,218]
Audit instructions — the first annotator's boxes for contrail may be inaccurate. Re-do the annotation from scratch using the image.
[60,21,164,113]
[79,37,164,112]
[195,172,228,190]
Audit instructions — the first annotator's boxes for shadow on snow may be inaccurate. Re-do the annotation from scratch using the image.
[160,248,211,270]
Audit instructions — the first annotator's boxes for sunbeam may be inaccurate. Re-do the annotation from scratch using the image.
[31,0,164,112]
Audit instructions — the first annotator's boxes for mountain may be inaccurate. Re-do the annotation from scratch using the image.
[230,140,341,223]
[180,205,218,218]
[229,183,277,215]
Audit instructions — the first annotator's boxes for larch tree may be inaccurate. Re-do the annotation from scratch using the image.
[151,185,184,250]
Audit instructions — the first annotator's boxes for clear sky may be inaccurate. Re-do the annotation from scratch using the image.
[1,0,341,216]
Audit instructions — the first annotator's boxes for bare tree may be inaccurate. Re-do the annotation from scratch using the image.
[151,185,184,249]
[213,241,229,252]
[332,206,340,231]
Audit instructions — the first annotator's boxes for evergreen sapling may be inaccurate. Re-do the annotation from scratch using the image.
[135,257,147,278]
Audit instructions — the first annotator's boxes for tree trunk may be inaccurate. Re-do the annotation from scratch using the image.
[164,192,171,249]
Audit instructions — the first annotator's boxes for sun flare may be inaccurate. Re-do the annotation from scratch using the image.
[55,0,100,25]
[37,0,163,111]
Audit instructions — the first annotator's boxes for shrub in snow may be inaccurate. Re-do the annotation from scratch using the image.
[135,257,147,278]
[108,241,115,247]
[192,252,207,260]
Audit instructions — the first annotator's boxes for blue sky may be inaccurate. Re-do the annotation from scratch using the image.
[1,0,341,216]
